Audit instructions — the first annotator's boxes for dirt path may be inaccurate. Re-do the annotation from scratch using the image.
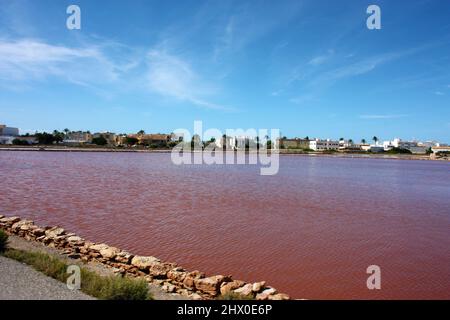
[0,255,94,300]
[4,235,187,300]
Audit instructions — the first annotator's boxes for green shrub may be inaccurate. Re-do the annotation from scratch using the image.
[0,230,8,252]
[4,249,68,281]
[80,268,150,300]
[92,135,108,146]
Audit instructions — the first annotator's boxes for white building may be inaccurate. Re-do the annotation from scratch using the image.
[309,139,339,151]
[383,138,427,154]
[418,141,440,148]
[233,136,258,150]
[431,146,450,154]
[0,124,19,145]
[170,132,184,142]
[0,136,15,144]
[63,131,92,145]
[383,138,418,151]
[214,135,236,149]
[0,124,19,137]
[338,140,362,151]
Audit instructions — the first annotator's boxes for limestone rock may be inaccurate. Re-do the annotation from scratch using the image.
[88,243,110,252]
[67,236,83,242]
[99,246,121,260]
[149,262,174,278]
[233,283,254,297]
[162,283,176,293]
[45,227,65,239]
[252,281,266,293]
[167,268,187,283]
[131,255,161,270]
[32,228,45,237]
[220,280,246,295]
[0,216,20,226]
[183,270,205,290]
[115,251,134,264]
[268,293,290,300]
[194,275,230,296]
[255,287,277,300]
[11,220,34,233]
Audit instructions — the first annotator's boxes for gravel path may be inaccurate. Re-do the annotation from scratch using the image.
[0,255,94,300]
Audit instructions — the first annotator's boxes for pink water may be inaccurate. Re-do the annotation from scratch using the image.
[1,151,449,299]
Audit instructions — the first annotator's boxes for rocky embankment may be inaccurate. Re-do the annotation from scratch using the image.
[0,215,289,300]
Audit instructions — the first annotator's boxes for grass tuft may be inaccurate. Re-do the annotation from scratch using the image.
[3,248,152,300]
[0,230,8,252]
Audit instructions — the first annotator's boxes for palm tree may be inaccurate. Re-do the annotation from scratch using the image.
[339,137,344,141]
[349,139,354,144]
[361,138,366,144]
[138,130,145,136]
[373,136,378,145]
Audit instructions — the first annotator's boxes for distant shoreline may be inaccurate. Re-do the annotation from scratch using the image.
[1,145,447,162]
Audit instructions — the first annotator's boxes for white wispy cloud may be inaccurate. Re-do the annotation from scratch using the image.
[311,51,406,86]
[0,38,234,111]
[359,114,409,119]
[213,2,303,61]
[434,91,445,95]
[146,50,232,110]
[308,50,334,66]
[213,17,235,61]
[289,46,431,105]
[0,39,123,87]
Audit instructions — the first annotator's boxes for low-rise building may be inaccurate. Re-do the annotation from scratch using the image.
[215,135,236,149]
[138,134,170,146]
[0,124,20,145]
[382,138,428,154]
[280,138,310,149]
[309,139,339,151]
[0,136,15,144]
[170,133,184,142]
[338,140,362,151]
[408,146,428,154]
[63,131,92,145]
[0,124,19,137]
[92,132,116,146]
[383,138,417,151]
[431,146,450,154]
[234,136,258,150]
[359,144,384,152]
[418,141,440,148]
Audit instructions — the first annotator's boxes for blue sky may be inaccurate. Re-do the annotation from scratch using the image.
[0,0,449,142]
